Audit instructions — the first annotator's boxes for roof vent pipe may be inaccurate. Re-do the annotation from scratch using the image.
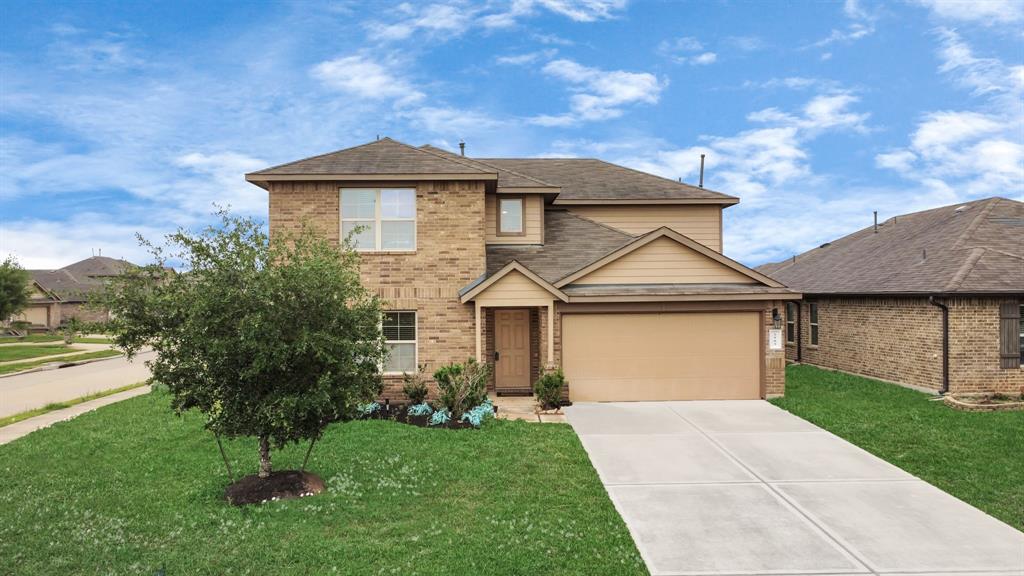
[874,211,878,233]
[698,154,706,188]
[459,140,465,156]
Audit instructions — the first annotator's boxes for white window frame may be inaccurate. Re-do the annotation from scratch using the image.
[382,311,417,375]
[497,196,525,236]
[340,188,417,252]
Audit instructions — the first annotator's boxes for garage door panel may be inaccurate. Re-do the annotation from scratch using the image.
[563,312,760,401]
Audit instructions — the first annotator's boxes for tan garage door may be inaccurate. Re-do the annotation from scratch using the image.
[17,305,50,327]
[562,312,761,401]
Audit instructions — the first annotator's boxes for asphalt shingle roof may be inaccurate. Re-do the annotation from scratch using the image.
[757,197,1024,294]
[485,210,634,283]
[30,256,135,301]
[478,158,737,202]
[250,138,494,176]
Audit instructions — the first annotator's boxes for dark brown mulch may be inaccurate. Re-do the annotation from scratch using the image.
[223,470,325,506]
[364,404,477,429]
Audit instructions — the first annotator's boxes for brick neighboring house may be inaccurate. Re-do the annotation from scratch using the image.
[13,256,133,330]
[758,197,1024,395]
[247,138,799,401]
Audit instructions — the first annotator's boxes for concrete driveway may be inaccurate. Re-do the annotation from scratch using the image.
[566,401,1024,576]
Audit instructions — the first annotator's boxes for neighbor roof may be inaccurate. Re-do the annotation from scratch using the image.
[30,256,136,301]
[478,158,738,204]
[757,197,1024,295]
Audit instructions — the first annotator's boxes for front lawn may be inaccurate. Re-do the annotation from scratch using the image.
[0,344,78,362]
[772,364,1024,530]
[0,390,646,575]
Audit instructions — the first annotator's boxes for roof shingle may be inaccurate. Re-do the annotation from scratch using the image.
[757,197,1024,294]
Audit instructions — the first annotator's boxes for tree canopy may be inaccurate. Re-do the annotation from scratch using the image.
[106,214,386,478]
[0,256,31,325]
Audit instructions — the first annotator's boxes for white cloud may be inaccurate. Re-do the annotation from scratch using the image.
[364,3,473,41]
[875,31,1023,199]
[532,32,574,45]
[533,59,666,124]
[911,0,1024,24]
[809,0,877,52]
[0,214,170,270]
[495,49,557,65]
[724,36,767,51]
[534,0,627,22]
[658,37,718,65]
[311,55,425,105]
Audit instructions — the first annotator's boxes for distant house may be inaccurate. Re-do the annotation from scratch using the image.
[758,197,1023,395]
[13,256,133,330]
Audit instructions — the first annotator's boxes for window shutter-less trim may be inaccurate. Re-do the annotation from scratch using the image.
[998,302,1020,369]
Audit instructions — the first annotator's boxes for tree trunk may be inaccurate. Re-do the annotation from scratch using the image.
[258,436,272,478]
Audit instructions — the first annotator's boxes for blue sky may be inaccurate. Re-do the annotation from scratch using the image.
[1,0,1021,269]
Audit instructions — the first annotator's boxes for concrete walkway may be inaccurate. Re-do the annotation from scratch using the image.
[0,385,151,445]
[0,350,154,419]
[566,401,1024,576]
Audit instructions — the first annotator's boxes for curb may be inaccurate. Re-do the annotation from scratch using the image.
[0,353,126,379]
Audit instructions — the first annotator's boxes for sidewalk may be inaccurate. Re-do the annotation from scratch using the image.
[0,385,151,445]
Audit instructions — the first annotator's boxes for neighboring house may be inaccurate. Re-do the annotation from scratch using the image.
[247,138,799,401]
[758,197,1023,395]
[13,256,132,330]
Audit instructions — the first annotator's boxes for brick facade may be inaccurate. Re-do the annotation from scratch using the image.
[785,296,1023,394]
[269,180,487,401]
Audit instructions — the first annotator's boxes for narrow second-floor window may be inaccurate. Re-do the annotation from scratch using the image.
[341,188,416,251]
[498,197,524,235]
[786,302,797,344]
[809,302,819,346]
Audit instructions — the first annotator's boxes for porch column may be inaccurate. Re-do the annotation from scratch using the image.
[547,301,555,368]
[475,302,482,361]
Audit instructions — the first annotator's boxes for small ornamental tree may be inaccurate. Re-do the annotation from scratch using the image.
[105,213,386,482]
[0,256,31,327]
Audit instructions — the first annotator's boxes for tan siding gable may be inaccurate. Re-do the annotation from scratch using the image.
[567,205,722,251]
[573,236,756,285]
[474,269,555,306]
[485,194,543,244]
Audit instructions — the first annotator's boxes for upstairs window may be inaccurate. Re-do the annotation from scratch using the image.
[498,197,524,235]
[809,302,820,346]
[383,311,416,374]
[341,188,416,251]
[786,302,797,344]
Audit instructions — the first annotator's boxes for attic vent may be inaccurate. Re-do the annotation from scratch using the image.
[954,205,969,213]
[819,242,831,248]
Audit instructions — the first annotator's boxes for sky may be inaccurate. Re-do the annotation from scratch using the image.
[1,0,1022,270]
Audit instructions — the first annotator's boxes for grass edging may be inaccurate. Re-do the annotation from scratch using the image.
[0,349,122,377]
[0,381,149,428]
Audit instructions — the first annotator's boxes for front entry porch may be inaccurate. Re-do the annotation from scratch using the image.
[474,302,556,397]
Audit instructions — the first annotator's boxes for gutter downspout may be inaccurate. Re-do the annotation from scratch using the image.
[928,296,949,394]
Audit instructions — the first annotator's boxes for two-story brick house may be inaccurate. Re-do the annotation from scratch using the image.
[246,138,799,401]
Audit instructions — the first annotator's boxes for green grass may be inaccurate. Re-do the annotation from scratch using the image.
[0,344,78,362]
[0,382,149,428]
[0,335,113,344]
[772,364,1024,530]
[0,349,122,375]
[0,391,646,576]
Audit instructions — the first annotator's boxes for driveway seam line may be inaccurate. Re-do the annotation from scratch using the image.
[665,404,880,576]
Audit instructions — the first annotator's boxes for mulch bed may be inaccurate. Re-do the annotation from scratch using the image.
[944,393,1024,412]
[224,470,325,506]
[362,402,478,429]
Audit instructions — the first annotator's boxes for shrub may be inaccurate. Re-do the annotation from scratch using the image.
[433,358,491,419]
[534,369,566,410]
[460,398,495,427]
[429,409,451,426]
[407,403,433,416]
[401,364,430,405]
